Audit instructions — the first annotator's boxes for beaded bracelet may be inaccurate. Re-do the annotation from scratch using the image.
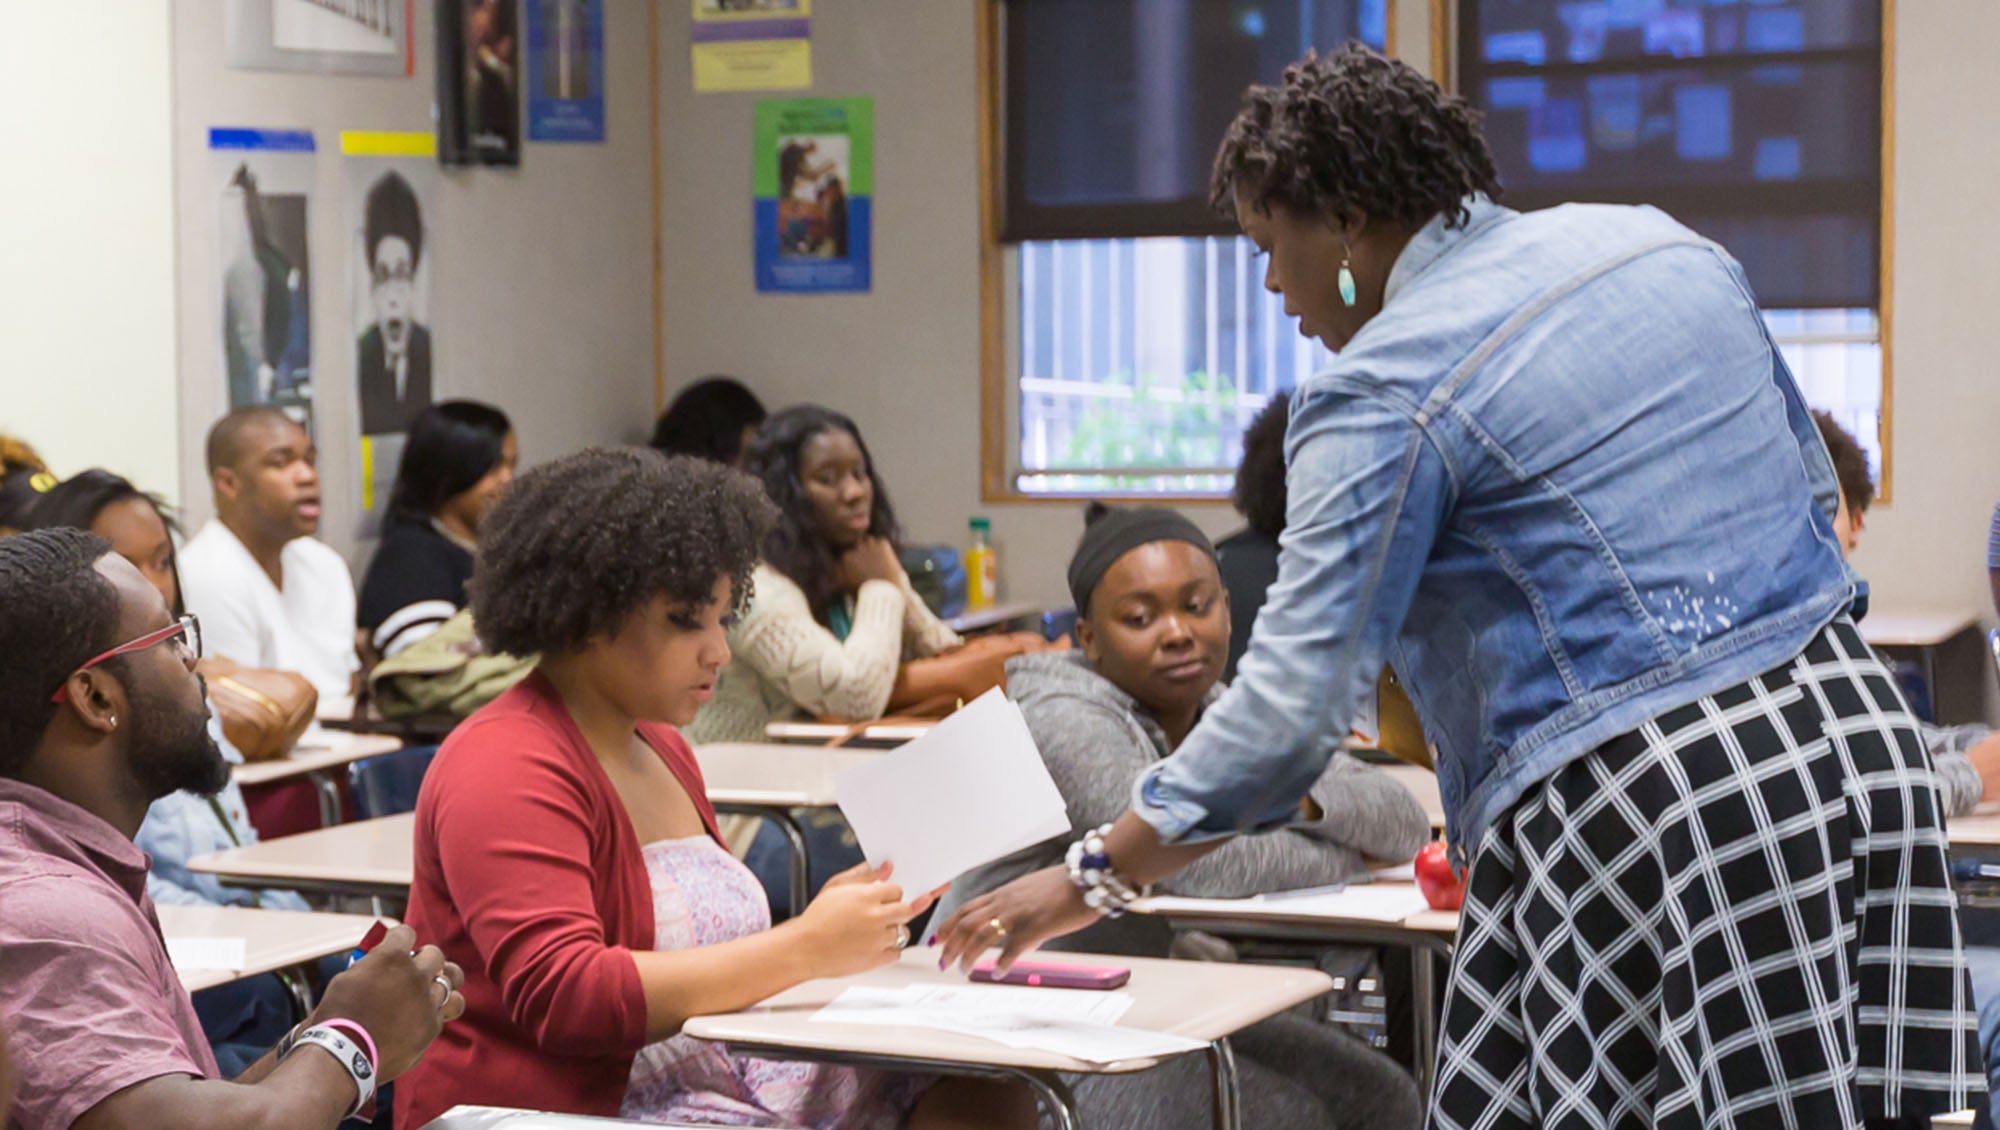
[1064,822,1145,918]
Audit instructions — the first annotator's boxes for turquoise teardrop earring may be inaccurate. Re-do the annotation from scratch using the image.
[1338,241,1358,307]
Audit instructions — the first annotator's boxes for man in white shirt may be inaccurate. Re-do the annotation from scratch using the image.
[178,406,359,699]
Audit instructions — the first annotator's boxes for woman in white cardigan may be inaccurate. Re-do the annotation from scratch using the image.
[686,404,960,745]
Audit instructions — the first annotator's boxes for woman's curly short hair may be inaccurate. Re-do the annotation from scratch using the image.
[471,447,776,656]
[1210,43,1502,231]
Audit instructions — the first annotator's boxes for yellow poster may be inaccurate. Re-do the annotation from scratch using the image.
[692,39,811,92]
[691,0,810,93]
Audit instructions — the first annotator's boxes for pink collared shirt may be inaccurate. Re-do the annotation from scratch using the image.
[0,778,218,1129]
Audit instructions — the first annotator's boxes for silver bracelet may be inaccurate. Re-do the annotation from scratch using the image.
[283,1024,378,1119]
[1065,822,1145,918]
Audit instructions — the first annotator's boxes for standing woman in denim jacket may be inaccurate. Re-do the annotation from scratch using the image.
[945,44,1978,1129]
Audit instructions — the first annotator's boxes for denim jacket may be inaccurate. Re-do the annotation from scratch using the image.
[1136,198,1859,858]
[136,712,309,911]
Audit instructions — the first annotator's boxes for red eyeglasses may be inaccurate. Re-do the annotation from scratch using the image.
[50,614,204,704]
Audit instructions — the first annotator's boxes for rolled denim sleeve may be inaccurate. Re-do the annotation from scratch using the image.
[1134,383,1453,842]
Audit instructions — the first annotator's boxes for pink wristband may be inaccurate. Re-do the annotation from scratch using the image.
[317,1018,379,1074]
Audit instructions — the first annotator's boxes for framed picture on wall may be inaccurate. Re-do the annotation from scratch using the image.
[225,0,416,77]
[438,0,523,166]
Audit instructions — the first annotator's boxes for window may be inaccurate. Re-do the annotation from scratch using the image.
[993,0,1388,497]
[1457,0,1890,488]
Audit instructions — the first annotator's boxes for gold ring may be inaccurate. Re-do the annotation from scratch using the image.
[988,917,1008,938]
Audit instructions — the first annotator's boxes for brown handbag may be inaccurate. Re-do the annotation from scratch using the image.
[197,657,318,762]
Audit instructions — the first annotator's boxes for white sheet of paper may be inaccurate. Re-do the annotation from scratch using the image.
[833,688,1071,895]
[1371,862,1417,882]
[166,936,248,971]
[1139,884,1432,923]
[811,984,1201,1064]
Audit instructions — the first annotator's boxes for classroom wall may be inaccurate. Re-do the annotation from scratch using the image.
[655,0,1232,609]
[0,3,181,503]
[172,0,658,565]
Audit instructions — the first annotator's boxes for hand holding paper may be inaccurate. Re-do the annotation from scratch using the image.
[833,689,1070,897]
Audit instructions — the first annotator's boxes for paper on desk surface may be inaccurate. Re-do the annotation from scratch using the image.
[166,936,247,971]
[1141,884,1431,922]
[832,688,1070,896]
[812,984,1204,1064]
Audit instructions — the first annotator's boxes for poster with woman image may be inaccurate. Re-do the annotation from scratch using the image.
[209,128,317,434]
[753,97,872,293]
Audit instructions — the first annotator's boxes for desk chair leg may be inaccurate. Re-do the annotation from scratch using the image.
[1412,946,1439,1094]
[308,770,343,827]
[1015,1069,1082,1130]
[275,966,316,1024]
[768,810,811,918]
[1206,1038,1242,1130]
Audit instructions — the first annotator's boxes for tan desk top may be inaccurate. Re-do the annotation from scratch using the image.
[763,720,935,746]
[1950,811,2000,847]
[160,903,386,993]
[682,946,1332,1076]
[190,811,416,896]
[694,742,881,808]
[946,600,1047,635]
[1379,763,1446,829]
[1934,1110,1975,1127]
[1859,609,1982,649]
[233,731,406,788]
[1134,883,1460,939]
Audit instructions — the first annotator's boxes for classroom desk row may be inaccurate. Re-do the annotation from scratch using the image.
[159,903,1326,1130]
[195,746,1450,908]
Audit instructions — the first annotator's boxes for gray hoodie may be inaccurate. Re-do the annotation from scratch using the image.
[936,650,1433,956]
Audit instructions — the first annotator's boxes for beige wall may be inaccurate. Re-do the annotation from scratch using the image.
[173,0,658,565]
[661,2,1999,685]
[0,2,180,503]
[656,0,1233,608]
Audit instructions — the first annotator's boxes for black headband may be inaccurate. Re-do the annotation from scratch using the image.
[1067,504,1217,616]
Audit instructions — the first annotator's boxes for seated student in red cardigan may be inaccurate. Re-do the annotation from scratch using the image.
[396,447,1034,1130]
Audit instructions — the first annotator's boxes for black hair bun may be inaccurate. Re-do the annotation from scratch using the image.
[1083,500,1114,526]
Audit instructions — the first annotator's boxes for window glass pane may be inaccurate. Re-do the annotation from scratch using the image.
[1470,0,1876,66]
[1006,0,1387,238]
[1016,236,1333,483]
[1476,62,1877,192]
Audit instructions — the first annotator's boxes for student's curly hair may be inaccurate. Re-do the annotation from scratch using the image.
[1210,44,1502,231]
[1232,391,1293,541]
[470,447,776,657]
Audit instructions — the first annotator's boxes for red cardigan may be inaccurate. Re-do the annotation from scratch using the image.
[395,671,720,1128]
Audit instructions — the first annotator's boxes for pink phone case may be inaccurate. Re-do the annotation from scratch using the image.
[968,958,1131,990]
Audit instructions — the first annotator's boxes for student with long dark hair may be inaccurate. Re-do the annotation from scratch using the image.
[650,376,768,468]
[358,400,517,659]
[685,404,961,744]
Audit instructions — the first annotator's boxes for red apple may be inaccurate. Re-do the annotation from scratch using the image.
[1414,841,1465,911]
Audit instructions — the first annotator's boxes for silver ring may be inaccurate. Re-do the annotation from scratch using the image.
[894,924,911,950]
[433,973,453,999]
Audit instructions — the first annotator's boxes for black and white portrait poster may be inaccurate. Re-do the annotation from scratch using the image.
[209,128,317,434]
[342,131,438,534]
[225,0,415,76]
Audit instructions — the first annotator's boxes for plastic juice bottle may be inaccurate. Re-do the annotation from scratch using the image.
[966,516,997,609]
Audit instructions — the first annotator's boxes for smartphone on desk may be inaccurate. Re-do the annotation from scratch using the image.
[969,958,1130,990]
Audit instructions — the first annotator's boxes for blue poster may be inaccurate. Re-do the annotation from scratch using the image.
[526,0,605,142]
[754,98,873,293]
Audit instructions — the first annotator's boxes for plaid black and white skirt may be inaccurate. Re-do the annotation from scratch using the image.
[1431,617,1980,1130]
